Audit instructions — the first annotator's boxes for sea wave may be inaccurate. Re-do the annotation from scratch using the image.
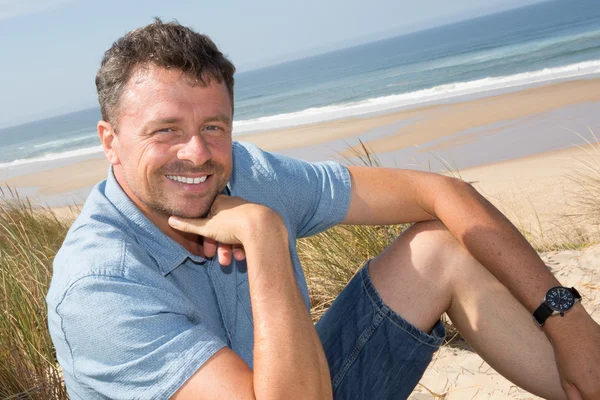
[0,145,103,169]
[33,132,97,149]
[3,59,600,169]
[233,59,600,134]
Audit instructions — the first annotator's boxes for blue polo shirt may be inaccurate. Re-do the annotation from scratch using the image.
[46,141,352,399]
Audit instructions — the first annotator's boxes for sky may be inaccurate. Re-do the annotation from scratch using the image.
[0,0,547,128]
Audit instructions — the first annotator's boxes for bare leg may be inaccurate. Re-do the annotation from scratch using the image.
[368,220,566,400]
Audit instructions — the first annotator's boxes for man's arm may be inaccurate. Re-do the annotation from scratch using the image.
[343,166,560,312]
[343,166,600,399]
[169,196,332,400]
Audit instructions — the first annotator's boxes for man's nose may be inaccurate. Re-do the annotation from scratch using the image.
[177,134,212,166]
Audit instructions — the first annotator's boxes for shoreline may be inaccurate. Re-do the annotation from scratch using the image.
[236,77,600,154]
[1,77,599,214]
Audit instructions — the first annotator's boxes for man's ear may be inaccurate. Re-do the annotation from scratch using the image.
[98,120,120,165]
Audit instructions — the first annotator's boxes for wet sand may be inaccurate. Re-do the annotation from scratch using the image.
[2,77,600,207]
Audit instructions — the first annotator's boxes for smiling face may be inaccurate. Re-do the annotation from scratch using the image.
[98,66,233,221]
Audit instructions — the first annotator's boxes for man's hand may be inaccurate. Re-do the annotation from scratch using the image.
[168,195,281,265]
[202,237,245,266]
[547,307,600,400]
[168,194,332,400]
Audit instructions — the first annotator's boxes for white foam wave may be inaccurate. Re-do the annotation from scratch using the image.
[233,59,600,134]
[3,59,600,168]
[0,145,104,169]
[33,132,96,149]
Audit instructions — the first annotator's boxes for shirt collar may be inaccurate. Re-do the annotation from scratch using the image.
[104,167,208,276]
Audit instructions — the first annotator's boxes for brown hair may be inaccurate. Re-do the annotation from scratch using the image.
[95,18,235,124]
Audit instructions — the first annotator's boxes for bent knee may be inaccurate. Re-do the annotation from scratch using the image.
[372,220,464,278]
[401,220,459,253]
[368,220,458,330]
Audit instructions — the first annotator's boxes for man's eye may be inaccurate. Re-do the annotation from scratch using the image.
[203,125,224,135]
[157,128,175,133]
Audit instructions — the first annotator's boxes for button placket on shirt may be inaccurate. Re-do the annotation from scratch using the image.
[206,258,238,347]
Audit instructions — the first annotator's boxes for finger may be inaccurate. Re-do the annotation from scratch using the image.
[169,216,240,245]
[218,244,232,266]
[203,238,218,258]
[232,245,246,261]
[562,382,584,400]
[168,216,207,234]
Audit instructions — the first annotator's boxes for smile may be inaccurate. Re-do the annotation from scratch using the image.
[166,175,209,184]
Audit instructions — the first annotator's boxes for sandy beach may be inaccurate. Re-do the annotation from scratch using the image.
[1,77,600,399]
[3,77,600,202]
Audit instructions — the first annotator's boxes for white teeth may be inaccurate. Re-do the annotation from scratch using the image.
[167,175,208,184]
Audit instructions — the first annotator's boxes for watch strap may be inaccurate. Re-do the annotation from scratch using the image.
[533,302,553,326]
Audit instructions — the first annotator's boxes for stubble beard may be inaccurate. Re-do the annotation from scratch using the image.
[135,161,228,219]
[142,185,221,219]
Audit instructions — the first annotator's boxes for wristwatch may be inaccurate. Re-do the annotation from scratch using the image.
[533,286,581,327]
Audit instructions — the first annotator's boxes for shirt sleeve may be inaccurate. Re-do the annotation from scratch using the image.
[239,143,352,238]
[54,274,226,400]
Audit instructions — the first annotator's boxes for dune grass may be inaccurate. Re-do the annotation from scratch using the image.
[0,187,70,399]
[299,224,408,321]
[568,133,600,235]
[0,139,598,398]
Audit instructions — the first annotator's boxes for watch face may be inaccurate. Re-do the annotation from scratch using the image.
[546,287,575,312]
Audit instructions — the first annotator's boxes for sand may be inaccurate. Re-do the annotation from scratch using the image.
[457,143,600,249]
[2,157,111,196]
[340,78,600,158]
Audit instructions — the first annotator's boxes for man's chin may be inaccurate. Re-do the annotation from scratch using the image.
[169,209,210,219]
[143,188,221,219]
[163,201,212,219]
[144,200,211,220]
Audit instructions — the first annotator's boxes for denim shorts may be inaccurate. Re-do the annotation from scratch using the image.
[316,261,446,400]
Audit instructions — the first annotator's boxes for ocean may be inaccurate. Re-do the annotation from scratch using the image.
[1,0,600,172]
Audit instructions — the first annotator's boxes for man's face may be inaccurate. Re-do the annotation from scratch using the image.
[101,66,233,220]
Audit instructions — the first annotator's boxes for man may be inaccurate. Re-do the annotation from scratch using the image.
[47,19,600,399]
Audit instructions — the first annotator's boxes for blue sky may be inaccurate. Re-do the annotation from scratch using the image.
[0,0,546,128]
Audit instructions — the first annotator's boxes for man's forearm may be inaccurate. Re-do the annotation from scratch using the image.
[244,221,332,399]
[433,178,590,337]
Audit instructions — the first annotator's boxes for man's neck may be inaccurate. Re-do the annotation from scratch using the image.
[150,215,205,257]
